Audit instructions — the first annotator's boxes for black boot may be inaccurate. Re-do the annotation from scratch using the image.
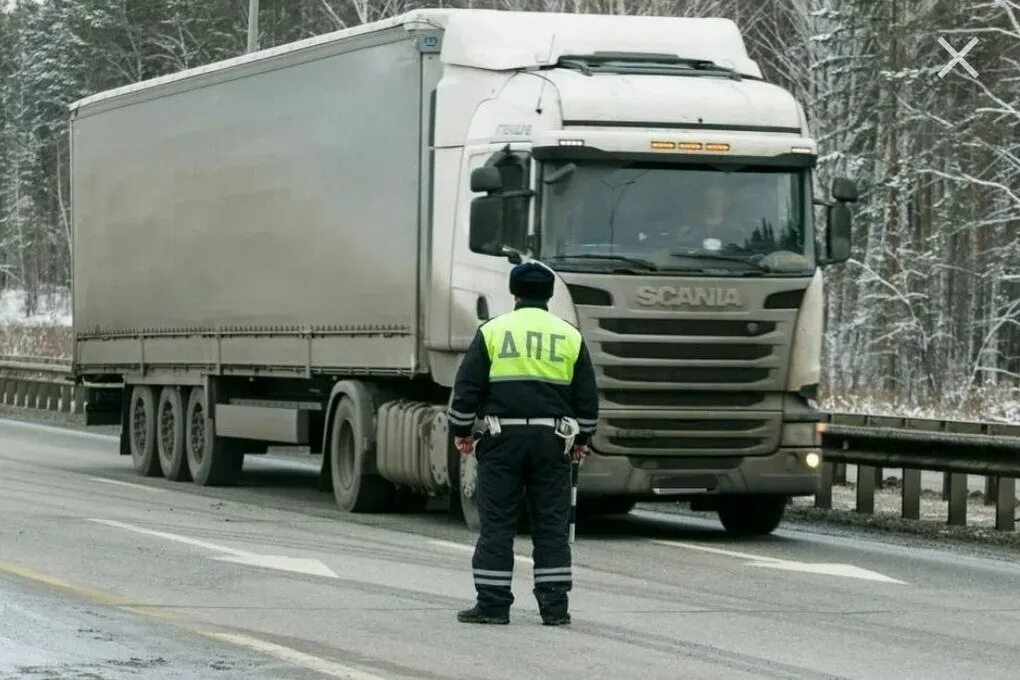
[457,606,509,625]
[541,611,571,626]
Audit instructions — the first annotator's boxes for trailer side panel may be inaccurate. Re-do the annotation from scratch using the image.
[72,31,425,378]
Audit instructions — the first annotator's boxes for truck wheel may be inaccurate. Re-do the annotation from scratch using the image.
[459,452,481,532]
[717,496,788,536]
[330,398,393,512]
[128,386,161,477]
[157,387,191,481]
[185,387,243,486]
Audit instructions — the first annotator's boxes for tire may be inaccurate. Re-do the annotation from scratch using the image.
[330,398,393,512]
[717,495,788,536]
[185,387,243,486]
[157,387,191,481]
[579,496,636,517]
[128,386,161,477]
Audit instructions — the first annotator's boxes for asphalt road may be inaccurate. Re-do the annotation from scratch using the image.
[2,417,1020,680]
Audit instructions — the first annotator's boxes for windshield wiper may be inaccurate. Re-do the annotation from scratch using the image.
[547,253,659,271]
[669,251,772,272]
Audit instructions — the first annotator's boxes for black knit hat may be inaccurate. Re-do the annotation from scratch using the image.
[509,262,555,300]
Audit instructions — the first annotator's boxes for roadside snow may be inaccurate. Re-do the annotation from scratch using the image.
[822,393,1020,424]
[0,289,71,327]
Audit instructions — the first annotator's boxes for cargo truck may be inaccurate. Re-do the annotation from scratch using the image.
[70,9,857,535]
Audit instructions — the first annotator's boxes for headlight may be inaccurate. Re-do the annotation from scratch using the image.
[805,452,821,469]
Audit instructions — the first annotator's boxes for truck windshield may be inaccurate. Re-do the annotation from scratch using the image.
[539,161,812,275]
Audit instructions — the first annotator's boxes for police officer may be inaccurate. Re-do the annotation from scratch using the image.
[447,262,598,626]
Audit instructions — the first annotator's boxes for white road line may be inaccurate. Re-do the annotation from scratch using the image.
[91,519,250,556]
[652,540,764,562]
[654,540,906,584]
[428,539,534,565]
[89,477,165,493]
[90,518,338,578]
[0,418,118,441]
[428,539,474,554]
[204,631,387,680]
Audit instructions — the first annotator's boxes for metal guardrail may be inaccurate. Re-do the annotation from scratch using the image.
[818,413,1020,532]
[0,356,119,424]
[2,356,1018,531]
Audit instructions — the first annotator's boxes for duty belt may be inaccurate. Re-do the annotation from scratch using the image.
[497,417,558,428]
[481,416,580,454]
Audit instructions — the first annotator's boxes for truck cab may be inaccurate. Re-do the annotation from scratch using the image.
[426,11,856,533]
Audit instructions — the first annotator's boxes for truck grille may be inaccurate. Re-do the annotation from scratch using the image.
[609,436,760,450]
[602,342,772,361]
[608,418,766,431]
[604,366,771,383]
[599,319,776,336]
[599,414,777,455]
[565,275,805,457]
[584,312,788,454]
[602,391,765,408]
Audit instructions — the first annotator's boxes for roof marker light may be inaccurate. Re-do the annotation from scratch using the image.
[678,142,703,151]
[559,139,585,147]
[704,143,731,152]
[651,141,676,150]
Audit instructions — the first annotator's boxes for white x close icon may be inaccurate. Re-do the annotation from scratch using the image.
[937,37,979,78]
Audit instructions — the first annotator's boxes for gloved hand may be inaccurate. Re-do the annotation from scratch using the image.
[570,444,588,462]
[455,436,475,455]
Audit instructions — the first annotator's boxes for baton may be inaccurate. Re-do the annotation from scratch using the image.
[569,458,580,544]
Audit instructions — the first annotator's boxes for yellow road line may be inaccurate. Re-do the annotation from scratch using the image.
[0,559,385,678]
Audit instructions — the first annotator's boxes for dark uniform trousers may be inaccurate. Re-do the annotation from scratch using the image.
[472,426,572,617]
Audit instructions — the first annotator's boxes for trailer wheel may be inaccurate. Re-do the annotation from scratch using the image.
[717,495,787,536]
[330,398,393,512]
[128,386,161,477]
[157,387,191,481]
[185,387,243,486]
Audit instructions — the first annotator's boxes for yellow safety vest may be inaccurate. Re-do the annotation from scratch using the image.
[481,308,582,385]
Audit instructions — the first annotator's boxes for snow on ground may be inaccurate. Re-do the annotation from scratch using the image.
[0,289,72,328]
[822,393,1020,424]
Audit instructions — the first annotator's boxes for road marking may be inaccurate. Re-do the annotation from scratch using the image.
[89,477,165,493]
[428,539,534,566]
[653,540,906,584]
[0,559,385,678]
[91,519,338,578]
[0,559,127,608]
[205,632,387,680]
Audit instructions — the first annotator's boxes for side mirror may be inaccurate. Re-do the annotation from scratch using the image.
[469,195,505,256]
[832,177,858,203]
[471,166,503,193]
[823,203,852,264]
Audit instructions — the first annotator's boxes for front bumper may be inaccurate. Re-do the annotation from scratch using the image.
[577,448,821,498]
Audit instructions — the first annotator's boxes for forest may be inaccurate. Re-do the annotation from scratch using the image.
[1,0,1017,420]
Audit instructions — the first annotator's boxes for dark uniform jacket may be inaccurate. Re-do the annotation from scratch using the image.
[448,301,599,445]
